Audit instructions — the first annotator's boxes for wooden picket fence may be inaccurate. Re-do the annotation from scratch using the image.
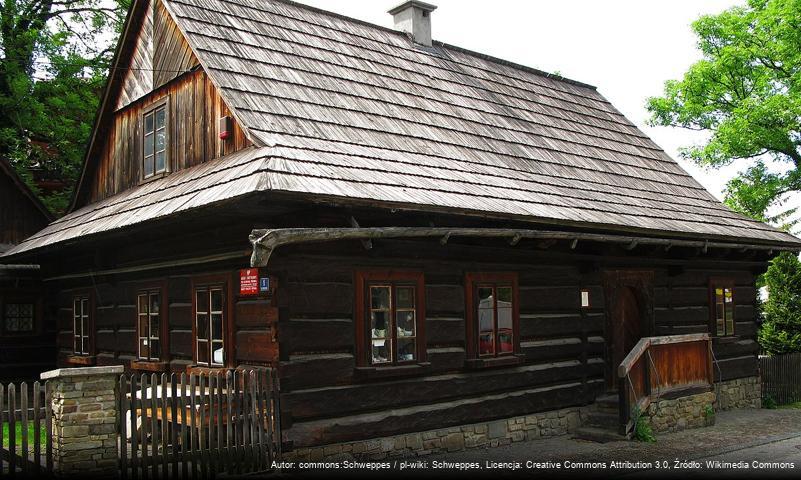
[118,369,281,479]
[760,353,801,405]
[0,381,52,477]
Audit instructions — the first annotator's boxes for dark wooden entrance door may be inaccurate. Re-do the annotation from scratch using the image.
[603,270,654,391]
[610,286,642,389]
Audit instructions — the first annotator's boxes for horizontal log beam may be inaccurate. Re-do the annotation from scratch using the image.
[249,227,797,267]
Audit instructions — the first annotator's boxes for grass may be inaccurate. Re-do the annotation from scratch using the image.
[779,401,801,410]
[1,422,47,448]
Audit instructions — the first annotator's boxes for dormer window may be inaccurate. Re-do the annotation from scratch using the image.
[143,99,168,179]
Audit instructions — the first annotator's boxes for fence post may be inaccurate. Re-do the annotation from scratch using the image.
[40,366,124,477]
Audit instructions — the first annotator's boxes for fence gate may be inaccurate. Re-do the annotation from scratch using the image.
[760,353,801,405]
[119,369,281,479]
[0,381,53,477]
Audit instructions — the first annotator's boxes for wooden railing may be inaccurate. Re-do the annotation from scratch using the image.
[617,333,713,435]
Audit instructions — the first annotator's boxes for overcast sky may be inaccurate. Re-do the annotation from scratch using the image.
[300,0,744,200]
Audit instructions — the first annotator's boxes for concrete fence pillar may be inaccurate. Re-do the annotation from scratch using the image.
[41,365,123,477]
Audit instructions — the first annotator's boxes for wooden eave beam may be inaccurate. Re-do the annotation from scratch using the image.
[248,227,798,267]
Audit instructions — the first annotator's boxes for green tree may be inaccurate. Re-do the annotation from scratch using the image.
[647,0,801,216]
[760,252,801,354]
[0,0,128,214]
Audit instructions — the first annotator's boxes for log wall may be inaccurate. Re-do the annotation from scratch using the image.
[43,232,762,449]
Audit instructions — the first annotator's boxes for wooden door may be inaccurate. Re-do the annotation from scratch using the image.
[610,286,642,389]
[603,270,654,391]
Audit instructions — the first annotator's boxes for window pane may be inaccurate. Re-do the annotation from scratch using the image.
[397,338,416,362]
[715,288,724,303]
[396,311,415,337]
[19,317,32,332]
[145,112,154,134]
[197,340,208,365]
[210,289,223,312]
[139,339,149,359]
[144,133,154,157]
[396,286,414,309]
[6,318,18,332]
[211,313,223,341]
[155,107,166,129]
[150,294,160,314]
[81,298,88,315]
[497,286,514,354]
[497,287,513,304]
[724,288,733,304]
[498,309,513,355]
[212,342,224,365]
[478,286,495,356]
[139,315,149,337]
[370,286,390,310]
[6,304,18,316]
[371,311,388,339]
[717,318,725,336]
[196,313,209,339]
[150,339,160,359]
[196,290,208,314]
[138,294,148,315]
[144,155,154,177]
[371,339,389,364]
[155,130,166,152]
[155,151,166,173]
[151,315,160,340]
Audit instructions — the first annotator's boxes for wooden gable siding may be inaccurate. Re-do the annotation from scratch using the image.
[0,168,49,247]
[116,0,199,110]
[91,69,250,202]
[115,0,154,110]
[153,0,199,89]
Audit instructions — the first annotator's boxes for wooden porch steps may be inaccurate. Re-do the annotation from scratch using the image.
[573,394,626,443]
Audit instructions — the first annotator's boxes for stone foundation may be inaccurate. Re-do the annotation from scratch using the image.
[717,376,761,410]
[644,390,716,433]
[285,406,587,462]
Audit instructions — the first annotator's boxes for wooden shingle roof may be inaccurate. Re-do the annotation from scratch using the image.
[5,0,800,257]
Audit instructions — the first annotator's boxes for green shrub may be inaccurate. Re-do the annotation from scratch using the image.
[704,404,715,418]
[759,252,801,355]
[632,407,656,443]
[763,394,778,409]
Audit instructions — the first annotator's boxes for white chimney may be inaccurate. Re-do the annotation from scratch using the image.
[388,1,437,47]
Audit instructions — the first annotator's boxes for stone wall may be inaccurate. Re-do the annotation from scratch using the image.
[41,366,123,477]
[643,390,716,433]
[286,406,587,462]
[717,376,761,410]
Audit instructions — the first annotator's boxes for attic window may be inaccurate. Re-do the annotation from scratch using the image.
[143,99,169,179]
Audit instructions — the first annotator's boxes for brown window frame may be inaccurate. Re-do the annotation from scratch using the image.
[72,294,94,356]
[354,270,427,369]
[141,97,170,182]
[709,278,736,337]
[191,274,233,368]
[465,272,522,368]
[135,282,169,363]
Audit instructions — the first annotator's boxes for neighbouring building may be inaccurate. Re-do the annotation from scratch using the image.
[1,0,797,454]
[0,159,55,380]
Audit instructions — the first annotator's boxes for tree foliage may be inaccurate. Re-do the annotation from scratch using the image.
[0,0,128,214]
[759,251,801,354]
[647,0,801,215]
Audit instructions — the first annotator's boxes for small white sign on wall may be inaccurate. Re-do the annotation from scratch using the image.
[581,290,590,308]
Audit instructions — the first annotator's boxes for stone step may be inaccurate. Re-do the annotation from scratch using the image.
[584,411,619,429]
[572,426,626,443]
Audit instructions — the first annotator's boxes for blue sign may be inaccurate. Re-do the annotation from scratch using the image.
[259,277,270,292]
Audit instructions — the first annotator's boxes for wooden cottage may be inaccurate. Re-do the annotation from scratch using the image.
[3,0,800,451]
[0,159,54,380]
